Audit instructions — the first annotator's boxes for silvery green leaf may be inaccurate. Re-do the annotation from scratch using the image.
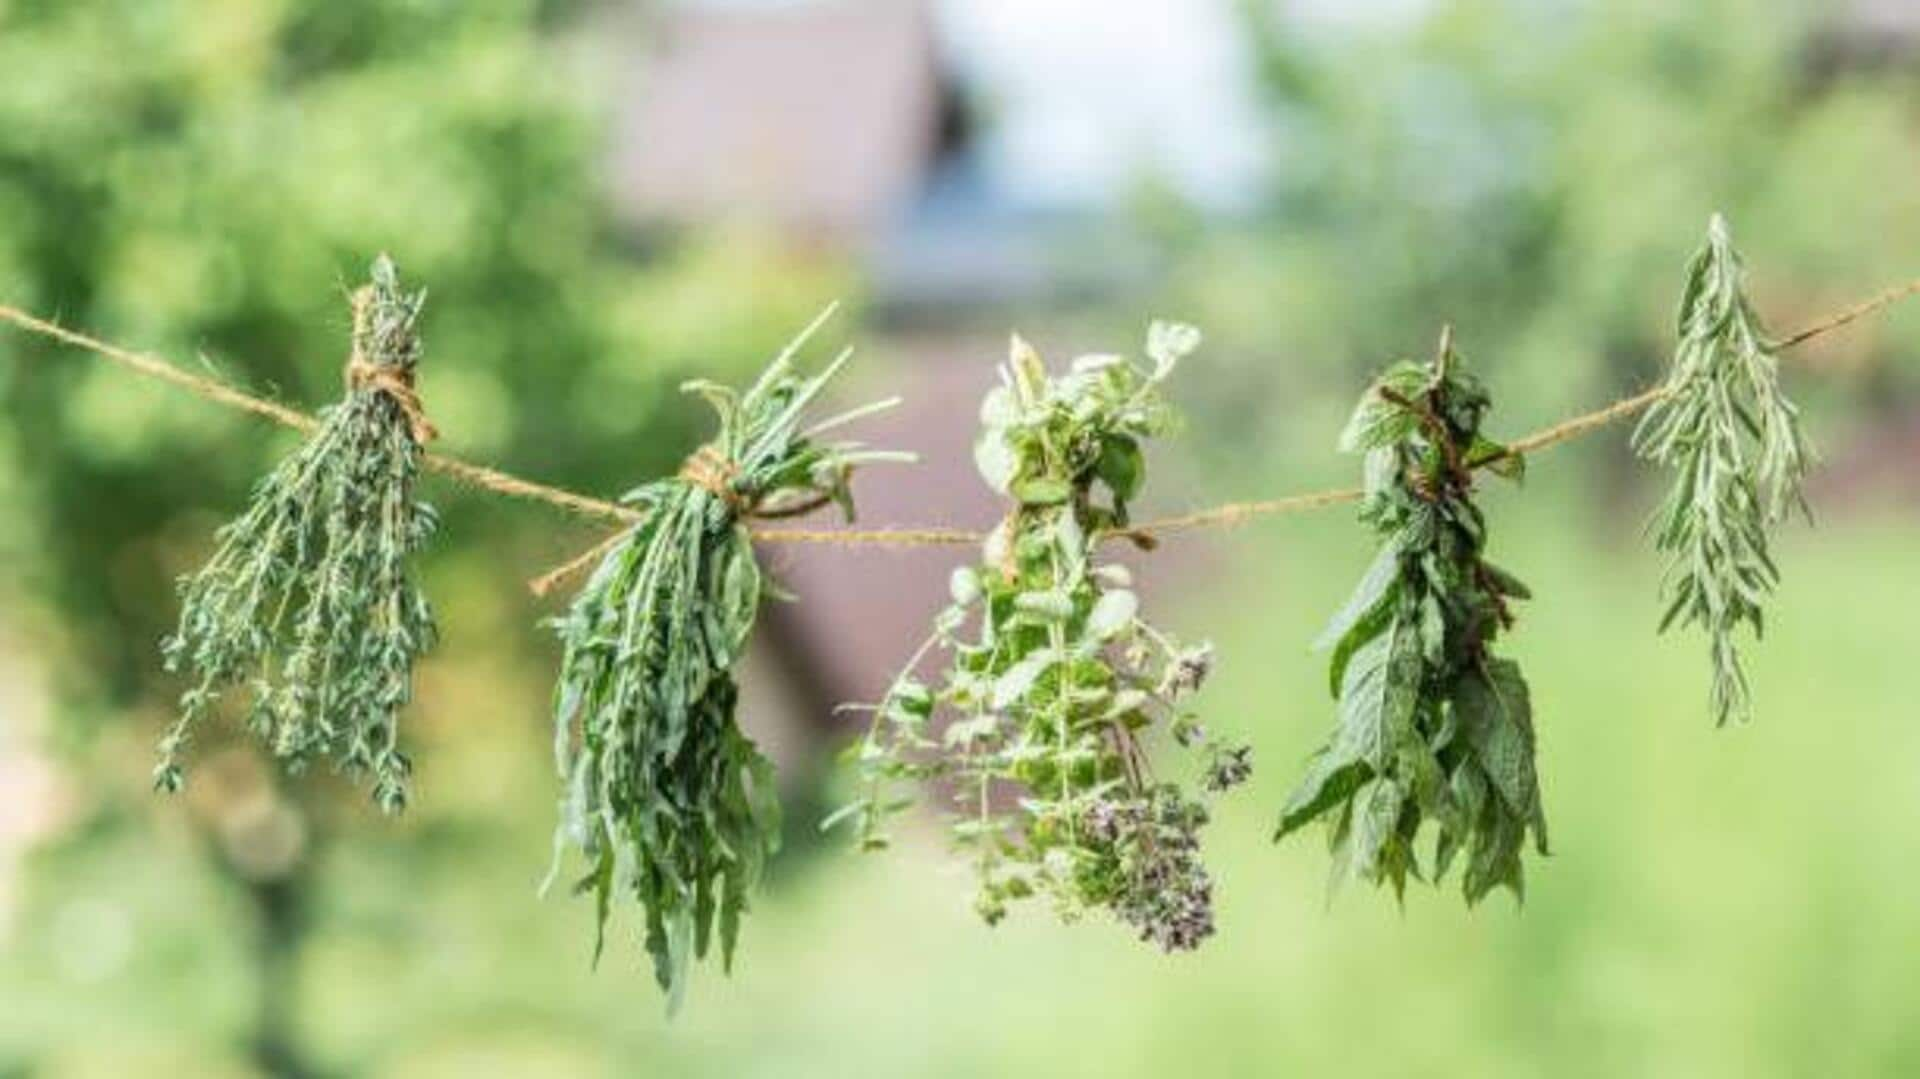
[1146,320,1202,374]
[846,317,1234,953]
[1011,475,1072,505]
[1014,590,1075,623]
[949,566,982,606]
[979,384,1019,428]
[1086,590,1139,640]
[973,430,1018,493]
[1071,352,1126,373]
[1632,214,1811,725]
[992,651,1057,709]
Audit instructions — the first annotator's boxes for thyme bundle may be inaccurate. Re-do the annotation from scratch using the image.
[546,309,907,1010]
[1276,334,1547,903]
[156,256,437,814]
[843,324,1249,951]
[1633,215,1813,725]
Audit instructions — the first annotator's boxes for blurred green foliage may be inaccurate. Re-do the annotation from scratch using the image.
[1162,0,1920,456]
[0,0,851,712]
[0,0,850,1073]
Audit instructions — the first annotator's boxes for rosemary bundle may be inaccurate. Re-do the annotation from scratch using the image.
[546,309,906,1010]
[157,256,438,814]
[1633,214,1813,725]
[1277,334,1547,903]
[843,324,1249,951]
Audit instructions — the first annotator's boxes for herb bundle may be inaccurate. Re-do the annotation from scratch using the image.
[156,256,437,814]
[843,324,1249,951]
[1276,334,1547,903]
[1633,214,1813,725]
[546,310,906,1010]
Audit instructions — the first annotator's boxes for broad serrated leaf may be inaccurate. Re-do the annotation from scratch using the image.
[1314,541,1402,653]
[1338,360,1429,453]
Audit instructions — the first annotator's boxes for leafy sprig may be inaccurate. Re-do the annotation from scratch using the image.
[842,324,1249,951]
[156,255,437,814]
[1633,214,1813,725]
[1277,333,1547,904]
[546,309,907,1012]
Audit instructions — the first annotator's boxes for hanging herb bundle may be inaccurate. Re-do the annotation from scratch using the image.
[841,324,1249,952]
[1632,214,1813,725]
[546,309,908,1011]
[1276,333,1547,903]
[156,255,438,814]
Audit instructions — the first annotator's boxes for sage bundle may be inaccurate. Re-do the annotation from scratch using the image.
[1633,214,1813,725]
[1276,334,1547,903]
[156,255,438,814]
[842,324,1249,952]
[546,310,906,1011]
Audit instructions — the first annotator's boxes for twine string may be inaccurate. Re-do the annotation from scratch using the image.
[3,271,1915,592]
[344,283,438,445]
[677,443,745,510]
[346,359,438,445]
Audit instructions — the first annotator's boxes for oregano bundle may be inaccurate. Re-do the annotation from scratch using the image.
[157,255,438,813]
[546,311,906,1011]
[1633,214,1813,725]
[843,324,1249,951]
[1276,335,1547,903]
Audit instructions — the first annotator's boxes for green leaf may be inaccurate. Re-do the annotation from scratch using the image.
[1323,573,1402,700]
[1096,435,1145,502]
[1313,541,1402,653]
[1280,611,1420,839]
[1014,590,1075,623]
[1453,658,1544,834]
[974,430,1018,494]
[1469,435,1524,480]
[992,652,1057,709]
[1480,562,1532,600]
[1012,475,1073,505]
[1146,320,1202,374]
[1338,361,1428,453]
[1341,612,1423,772]
[1343,776,1405,887]
[1276,748,1370,839]
[949,566,982,607]
[1085,590,1138,640]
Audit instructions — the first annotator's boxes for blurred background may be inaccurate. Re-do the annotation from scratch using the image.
[3,0,1919,1075]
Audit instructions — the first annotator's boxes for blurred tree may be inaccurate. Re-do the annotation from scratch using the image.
[0,1,852,1072]
[1160,0,1920,458]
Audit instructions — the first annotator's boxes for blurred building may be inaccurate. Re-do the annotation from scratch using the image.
[614,0,1269,305]
[611,0,942,239]
[611,0,1265,757]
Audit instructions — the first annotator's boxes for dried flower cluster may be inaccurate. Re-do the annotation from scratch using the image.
[1276,335,1547,903]
[157,256,436,814]
[546,310,907,1011]
[1633,214,1812,725]
[841,324,1249,951]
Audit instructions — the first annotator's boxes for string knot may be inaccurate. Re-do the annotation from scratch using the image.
[678,444,747,512]
[346,284,438,445]
[346,358,438,445]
